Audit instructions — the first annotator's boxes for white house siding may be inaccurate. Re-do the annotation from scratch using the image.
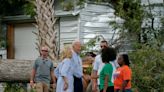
[11,1,164,58]
[142,0,164,28]
[0,49,6,59]
[59,16,79,48]
[79,4,119,46]
[141,0,164,46]
[141,0,163,5]
[14,23,39,60]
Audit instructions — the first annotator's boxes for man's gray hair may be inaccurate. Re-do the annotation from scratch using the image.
[72,39,81,46]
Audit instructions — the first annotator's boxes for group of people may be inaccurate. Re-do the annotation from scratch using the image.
[29,40,132,92]
[30,40,83,92]
[91,41,132,92]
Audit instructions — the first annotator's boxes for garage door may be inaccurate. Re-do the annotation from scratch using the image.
[14,23,39,60]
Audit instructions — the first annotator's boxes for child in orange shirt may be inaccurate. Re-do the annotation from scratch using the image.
[114,53,132,92]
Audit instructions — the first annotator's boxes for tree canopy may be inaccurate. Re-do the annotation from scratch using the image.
[0,0,30,16]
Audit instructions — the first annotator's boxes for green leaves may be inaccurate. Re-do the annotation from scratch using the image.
[0,0,27,16]
[23,0,35,17]
[4,83,27,92]
[0,0,35,16]
[130,46,164,91]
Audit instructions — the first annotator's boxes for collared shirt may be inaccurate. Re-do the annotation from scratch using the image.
[93,54,105,85]
[33,57,54,84]
[71,51,83,78]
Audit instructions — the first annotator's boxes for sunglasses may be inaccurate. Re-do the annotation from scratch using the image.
[41,50,48,52]
[100,45,107,48]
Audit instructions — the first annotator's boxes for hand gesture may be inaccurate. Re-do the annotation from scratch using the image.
[63,82,68,91]
[30,81,35,88]
[51,83,56,89]
[92,82,98,92]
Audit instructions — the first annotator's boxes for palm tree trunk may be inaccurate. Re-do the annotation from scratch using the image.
[34,0,59,62]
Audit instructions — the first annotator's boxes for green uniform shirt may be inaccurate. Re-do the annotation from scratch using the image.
[99,63,113,90]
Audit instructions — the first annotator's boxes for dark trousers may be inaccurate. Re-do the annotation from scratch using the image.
[100,86,114,92]
[116,89,132,92]
[74,76,83,92]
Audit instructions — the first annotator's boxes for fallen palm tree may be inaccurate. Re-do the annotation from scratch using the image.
[0,59,34,82]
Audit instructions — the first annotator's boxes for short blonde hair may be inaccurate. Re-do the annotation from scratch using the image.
[60,46,72,60]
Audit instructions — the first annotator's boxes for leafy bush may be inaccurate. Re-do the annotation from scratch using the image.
[129,46,164,92]
[4,83,37,92]
[4,83,26,92]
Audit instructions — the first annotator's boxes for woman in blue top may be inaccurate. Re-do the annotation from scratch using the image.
[55,46,74,92]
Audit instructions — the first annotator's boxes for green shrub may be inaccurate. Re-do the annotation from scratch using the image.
[4,83,37,92]
[4,83,26,92]
[129,46,164,92]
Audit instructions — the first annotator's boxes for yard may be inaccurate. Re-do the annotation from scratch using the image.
[0,0,164,92]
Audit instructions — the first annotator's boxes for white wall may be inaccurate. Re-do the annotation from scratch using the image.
[14,23,39,60]
[79,4,120,50]
[60,16,79,48]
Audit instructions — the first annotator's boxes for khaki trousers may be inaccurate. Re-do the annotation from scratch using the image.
[35,82,49,92]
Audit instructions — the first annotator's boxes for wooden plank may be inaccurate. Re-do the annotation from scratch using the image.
[7,24,14,59]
